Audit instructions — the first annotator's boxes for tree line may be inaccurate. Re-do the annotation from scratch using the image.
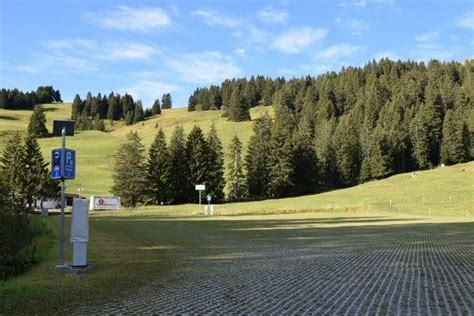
[128,58,473,205]
[0,86,62,110]
[71,92,173,130]
[112,125,226,206]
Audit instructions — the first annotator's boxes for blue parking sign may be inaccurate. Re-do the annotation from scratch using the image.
[51,149,62,179]
[51,148,76,180]
[63,149,75,179]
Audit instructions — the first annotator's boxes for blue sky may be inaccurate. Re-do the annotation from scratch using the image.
[0,0,473,107]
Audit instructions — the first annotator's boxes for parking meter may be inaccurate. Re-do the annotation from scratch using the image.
[71,198,89,267]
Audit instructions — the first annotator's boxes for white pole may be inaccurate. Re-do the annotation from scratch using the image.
[59,127,66,266]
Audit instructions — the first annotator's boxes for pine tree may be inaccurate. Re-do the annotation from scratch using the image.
[410,99,443,169]
[133,101,144,124]
[269,105,295,197]
[93,114,105,131]
[71,94,82,120]
[27,105,49,137]
[111,132,147,207]
[186,126,209,203]
[147,128,171,204]
[168,125,192,203]
[228,86,251,122]
[245,113,273,197]
[225,136,246,201]
[161,93,172,109]
[188,95,196,112]
[440,108,470,165]
[125,111,134,126]
[206,124,225,202]
[0,133,24,197]
[333,115,361,186]
[107,93,121,120]
[315,118,337,187]
[22,135,57,211]
[293,115,319,193]
[152,99,161,115]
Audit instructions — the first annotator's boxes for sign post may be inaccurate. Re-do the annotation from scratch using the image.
[195,184,205,206]
[51,127,76,270]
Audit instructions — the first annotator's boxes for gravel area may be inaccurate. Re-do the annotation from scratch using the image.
[79,217,473,315]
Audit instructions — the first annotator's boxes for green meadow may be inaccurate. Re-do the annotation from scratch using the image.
[0,103,273,195]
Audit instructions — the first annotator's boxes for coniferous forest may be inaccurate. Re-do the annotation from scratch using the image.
[113,59,472,206]
[71,92,172,129]
[0,86,62,110]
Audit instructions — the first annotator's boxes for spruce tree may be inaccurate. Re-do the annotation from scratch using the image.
[152,99,161,115]
[111,132,147,207]
[440,108,470,165]
[333,115,361,186]
[269,105,295,197]
[410,99,443,169]
[315,118,337,187]
[133,101,144,124]
[168,125,192,203]
[147,128,171,204]
[228,86,251,122]
[293,115,319,193]
[93,114,105,131]
[107,93,121,120]
[186,126,209,203]
[27,105,49,137]
[22,135,55,211]
[0,133,24,197]
[125,111,134,126]
[206,124,225,202]
[71,94,82,120]
[161,93,172,109]
[225,136,246,201]
[245,113,273,197]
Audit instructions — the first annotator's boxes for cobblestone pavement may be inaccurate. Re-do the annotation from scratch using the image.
[80,217,473,314]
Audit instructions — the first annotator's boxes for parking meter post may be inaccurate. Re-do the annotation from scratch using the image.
[59,127,66,267]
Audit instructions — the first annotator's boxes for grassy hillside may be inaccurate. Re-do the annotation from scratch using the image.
[1,103,472,216]
[106,161,474,218]
[0,103,273,195]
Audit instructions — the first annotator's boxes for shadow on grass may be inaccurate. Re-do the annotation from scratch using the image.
[0,115,19,121]
[3,216,473,314]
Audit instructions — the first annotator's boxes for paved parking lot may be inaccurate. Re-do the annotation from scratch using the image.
[80,216,473,314]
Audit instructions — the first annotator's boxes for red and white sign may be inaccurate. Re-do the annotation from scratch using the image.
[89,196,121,210]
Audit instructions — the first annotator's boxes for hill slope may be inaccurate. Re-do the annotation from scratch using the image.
[0,103,273,195]
[121,161,473,218]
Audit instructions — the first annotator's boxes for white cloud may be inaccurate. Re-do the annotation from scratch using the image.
[314,43,365,59]
[456,11,474,29]
[234,48,247,58]
[273,27,327,54]
[17,39,157,74]
[191,9,242,28]
[335,17,370,35]
[356,0,394,7]
[165,51,242,83]
[257,7,289,24]
[122,80,182,107]
[84,5,171,32]
[414,31,439,42]
[44,39,157,61]
[374,51,401,60]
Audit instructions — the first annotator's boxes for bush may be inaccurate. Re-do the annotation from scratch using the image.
[0,205,52,280]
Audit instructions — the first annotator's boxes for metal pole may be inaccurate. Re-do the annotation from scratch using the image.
[59,127,66,266]
[199,190,201,206]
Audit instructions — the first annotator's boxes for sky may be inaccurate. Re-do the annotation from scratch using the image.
[0,0,473,107]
